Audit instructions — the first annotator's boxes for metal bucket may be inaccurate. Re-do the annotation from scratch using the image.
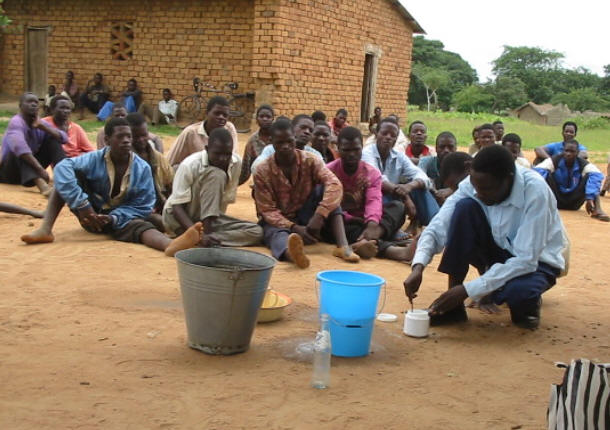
[175,248,276,355]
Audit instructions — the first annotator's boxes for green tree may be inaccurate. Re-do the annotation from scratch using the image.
[452,85,494,113]
[412,64,450,111]
[491,76,528,111]
[492,46,564,103]
[408,36,477,110]
[551,88,610,112]
[600,64,610,96]
[0,0,10,27]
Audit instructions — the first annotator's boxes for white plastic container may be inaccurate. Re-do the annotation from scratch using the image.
[403,309,430,338]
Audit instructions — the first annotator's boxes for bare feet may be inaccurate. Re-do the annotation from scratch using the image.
[352,239,378,259]
[164,222,203,257]
[34,179,52,198]
[332,246,360,263]
[286,233,310,269]
[21,228,54,244]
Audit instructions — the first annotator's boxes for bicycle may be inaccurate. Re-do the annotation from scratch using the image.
[178,78,255,133]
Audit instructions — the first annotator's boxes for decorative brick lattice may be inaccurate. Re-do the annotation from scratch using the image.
[110,22,133,60]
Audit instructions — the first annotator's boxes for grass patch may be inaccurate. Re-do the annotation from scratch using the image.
[0,119,8,135]
[0,110,16,118]
[405,109,610,152]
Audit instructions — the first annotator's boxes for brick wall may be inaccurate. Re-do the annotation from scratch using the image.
[0,0,255,105]
[1,0,416,124]
[252,0,415,123]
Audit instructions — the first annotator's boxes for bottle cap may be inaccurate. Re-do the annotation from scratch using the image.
[377,313,398,322]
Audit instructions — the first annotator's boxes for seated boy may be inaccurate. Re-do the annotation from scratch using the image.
[534,140,609,221]
[126,113,174,230]
[311,121,338,163]
[43,95,95,158]
[162,128,263,248]
[502,133,530,168]
[327,127,415,262]
[253,117,359,268]
[406,121,435,165]
[418,131,457,205]
[97,103,164,153]
[362,117,439,237]
[21,117,201,256]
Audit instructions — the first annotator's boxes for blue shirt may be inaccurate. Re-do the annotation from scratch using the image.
[544,141,587,156]
[534,157,603,200]
[361,144,431,187]
[418,155,441,188]
[412,166,566,300]
[53,147,155,229]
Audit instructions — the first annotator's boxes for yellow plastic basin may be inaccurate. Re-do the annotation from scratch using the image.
[257,290,292,323]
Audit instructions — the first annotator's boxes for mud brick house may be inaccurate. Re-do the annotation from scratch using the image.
[0,0,423,123]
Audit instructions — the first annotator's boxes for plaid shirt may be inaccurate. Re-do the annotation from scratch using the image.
[253,150,342,229]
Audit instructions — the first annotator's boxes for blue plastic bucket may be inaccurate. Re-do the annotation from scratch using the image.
[317,270,385,357]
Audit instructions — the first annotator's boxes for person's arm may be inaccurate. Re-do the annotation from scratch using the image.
[107,162,155,229]
[363,171,383,224]
[4,117,48,179]
[169,203,194,231]
[533,158,554,180]
[238,141,254,185]
[53,152,98,209]
[534,145,551,161]
[463,187,557,301]
[311,159,343,219]
[35,119,68,143]
[20,153,50,182]
[150,134,164,153]
[397,153,431,188]
[253,168,295,229]
[168,100,178,118]
[583,164,603,201]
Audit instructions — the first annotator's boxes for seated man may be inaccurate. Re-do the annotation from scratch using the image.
[471,123,496,155]
[311,121,338,163]
[253,118,359,268]
[534,121,586,165]
[502,133,530,168]
[78,73,110,119]
[311,110,326,123]
[438,152,473,194]
[20,117,201,256]
[368,106,382,135]
[60,70,80,108]
[492,120,504,144]
[327,127,415,262]
[239,104,274,185]
[251,114,322,175]
[97,78,143,121]
[163,128,263,249]
[467,126,480,155]
[126,113,174,229]
[364,114,408,153]
[601,155,610,197]
[167,96,239,167]
[362,117,439,237]
[0,93,68,196]
[328,108,349,139]
[404,145,567,329]
[97,103,163,153]
[43,95,95,158]
[140,88,178,126]
[405,120,435,165]
[43,85,56,116]
[418,131,457,204]
[534,140,609,221]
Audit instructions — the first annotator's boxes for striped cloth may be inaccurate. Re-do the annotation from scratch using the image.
[548,358,610,430]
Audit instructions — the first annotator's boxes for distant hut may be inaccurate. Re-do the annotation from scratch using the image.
[511,102,571,126]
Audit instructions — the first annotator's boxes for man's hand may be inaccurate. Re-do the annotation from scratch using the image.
[291,224,318,245]
[404,264,424,302]
[359,222,383,241]
[77,206,105,232]
[38,168,50,183]
[404,195,417,219]
[200,233,221,248]
[585,199,595,214]
[429,285,469,316]
[306,213,325,239]
[394,183,413,200]
[434,188,453,204]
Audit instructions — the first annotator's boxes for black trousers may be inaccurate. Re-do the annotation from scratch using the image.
[0,136,66,186]
[344,200,406,256]
[545,173,588,210]
[438,197,559,312]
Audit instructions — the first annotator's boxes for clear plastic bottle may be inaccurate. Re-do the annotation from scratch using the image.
[311,313,331,389]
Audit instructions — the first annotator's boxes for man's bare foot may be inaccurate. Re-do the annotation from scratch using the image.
[286,233,310,269]
[21,228,54,244]
[384,245,413,262]
[332,246,360,263]
[591,211,610,222]
[352,239,377,259]
[164,222,203,257]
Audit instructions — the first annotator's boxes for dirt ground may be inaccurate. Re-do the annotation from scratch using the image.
[0,134,609,429]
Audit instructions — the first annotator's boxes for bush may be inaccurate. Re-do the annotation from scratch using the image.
[566,116,610,130]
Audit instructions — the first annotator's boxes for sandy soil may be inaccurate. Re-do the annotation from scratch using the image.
[1,138,609,429]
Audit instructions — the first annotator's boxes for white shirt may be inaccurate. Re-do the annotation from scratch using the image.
[365,129,409,154]
[361,143,432,189]
[412,166,566,300]
[158,99,178,117]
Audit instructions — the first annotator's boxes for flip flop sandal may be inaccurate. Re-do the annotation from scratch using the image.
[592,213,610,222]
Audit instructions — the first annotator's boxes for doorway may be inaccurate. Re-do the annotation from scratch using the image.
[26,27,49,99]
[360,53,375,122]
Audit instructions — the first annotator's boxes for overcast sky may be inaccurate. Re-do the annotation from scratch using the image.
[401,0,609,81]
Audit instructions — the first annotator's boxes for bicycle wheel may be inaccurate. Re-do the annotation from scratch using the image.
[228,94,254,133]
[178,95,203,124]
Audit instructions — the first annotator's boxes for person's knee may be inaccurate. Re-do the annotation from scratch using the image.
[453,197,481,218]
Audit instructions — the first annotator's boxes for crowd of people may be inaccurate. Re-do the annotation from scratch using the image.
[1,80,609,331]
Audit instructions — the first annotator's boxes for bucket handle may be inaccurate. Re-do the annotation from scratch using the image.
[314,279,386,316]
